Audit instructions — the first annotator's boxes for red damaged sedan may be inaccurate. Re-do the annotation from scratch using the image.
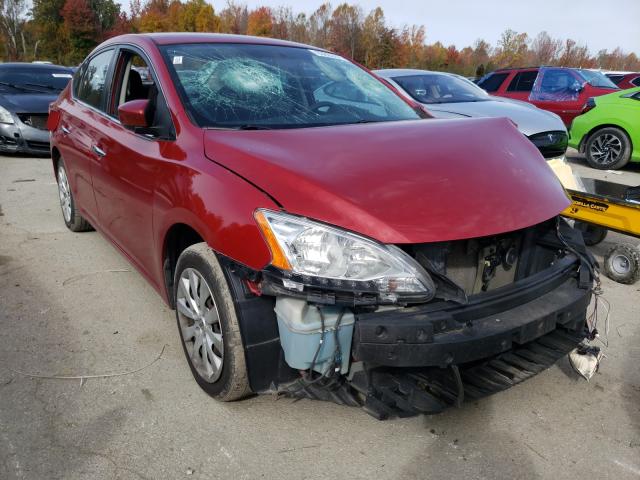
[48,34,595,419]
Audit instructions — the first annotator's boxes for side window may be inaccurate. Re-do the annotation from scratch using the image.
[632,77,640,87]
[506,71,538,92]
[75,49,114,110]
[112,50,175,140]
[478,72,508,92]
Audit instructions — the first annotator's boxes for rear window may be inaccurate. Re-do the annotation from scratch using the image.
[506,71,538,92]
[477,72,508,92]
[0,67,73,93]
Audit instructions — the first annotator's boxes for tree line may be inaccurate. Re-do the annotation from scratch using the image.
[1,0,638,75]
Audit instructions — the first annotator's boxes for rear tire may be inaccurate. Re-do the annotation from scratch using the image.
[174,243,251,401]
[585,127,631,170]
[603,244,640,285]
[56,160,93,232]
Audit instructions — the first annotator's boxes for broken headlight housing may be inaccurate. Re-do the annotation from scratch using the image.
[255,209,436,303]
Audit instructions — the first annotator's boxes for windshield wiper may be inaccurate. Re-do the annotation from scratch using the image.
[0,81,30,92]
[22,83,61,92]
[232,125,273,130]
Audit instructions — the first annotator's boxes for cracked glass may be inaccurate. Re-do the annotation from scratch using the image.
[161,43,420,129]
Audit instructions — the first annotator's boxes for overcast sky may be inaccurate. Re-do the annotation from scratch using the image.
[210,0,640,54]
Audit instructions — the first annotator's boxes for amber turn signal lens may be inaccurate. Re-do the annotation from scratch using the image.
[254,210,292,270]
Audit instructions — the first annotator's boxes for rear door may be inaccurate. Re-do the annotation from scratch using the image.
[501,70,538,102]
[57,49,116,225]
[89,46,177,279]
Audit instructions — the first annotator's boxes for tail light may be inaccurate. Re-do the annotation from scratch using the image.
[581,97,596,114]
[47,105,61,132]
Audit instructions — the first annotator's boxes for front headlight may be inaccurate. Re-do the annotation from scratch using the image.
[255,209,435,301]
[0,105,14,124]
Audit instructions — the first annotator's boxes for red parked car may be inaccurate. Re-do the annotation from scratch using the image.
[478,67,619,125]
[48,34,595,419]
[605,71,640,90]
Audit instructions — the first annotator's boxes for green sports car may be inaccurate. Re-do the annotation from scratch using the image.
[569,87,640,170]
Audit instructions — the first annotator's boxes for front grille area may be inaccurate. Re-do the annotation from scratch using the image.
[17,114,49,131]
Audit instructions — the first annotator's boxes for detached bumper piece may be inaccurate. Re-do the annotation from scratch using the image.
[357,328,585,420]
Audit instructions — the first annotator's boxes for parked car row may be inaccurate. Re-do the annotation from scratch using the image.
[46,34,597,419]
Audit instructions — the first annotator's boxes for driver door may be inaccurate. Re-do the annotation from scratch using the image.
[89,46,177,280]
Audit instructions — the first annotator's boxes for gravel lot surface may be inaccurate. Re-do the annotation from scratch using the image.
[1,149,639,479]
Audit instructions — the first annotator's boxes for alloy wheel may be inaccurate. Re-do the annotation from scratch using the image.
[589,133,622,166]
[176,268,224,383]
[57,165,72,223]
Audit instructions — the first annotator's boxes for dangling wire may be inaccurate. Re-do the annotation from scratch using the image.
[555,217,611,348]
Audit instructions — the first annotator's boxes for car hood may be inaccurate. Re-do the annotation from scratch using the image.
[203,117,569,244]
[426,98,566,136]
[0,93,58,113]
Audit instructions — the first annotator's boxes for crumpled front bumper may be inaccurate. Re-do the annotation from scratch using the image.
[353,256,590,368]
[0,120,51,156]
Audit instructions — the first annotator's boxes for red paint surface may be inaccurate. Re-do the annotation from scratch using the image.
[49,34,571,305]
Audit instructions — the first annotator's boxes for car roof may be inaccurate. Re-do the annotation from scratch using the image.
[375,69,453,78]
[104,33,319,50]
[0,62,72,71]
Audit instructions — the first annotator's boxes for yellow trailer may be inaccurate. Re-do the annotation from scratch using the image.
[563,178,640,284]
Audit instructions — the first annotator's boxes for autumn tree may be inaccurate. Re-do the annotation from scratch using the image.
[219,0,248,34]
[329,3,361,59]
[0,0,28,60]
[31,0,69,61]
[246,6,272,37]
[494,29,529,68]
[308,3,331,48]
[61,0,97,62]
[530,31,561,65]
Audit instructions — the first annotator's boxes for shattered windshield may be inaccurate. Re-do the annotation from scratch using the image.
[160,43,420,129]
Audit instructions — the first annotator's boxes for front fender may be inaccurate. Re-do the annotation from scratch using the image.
[153,157,278,302]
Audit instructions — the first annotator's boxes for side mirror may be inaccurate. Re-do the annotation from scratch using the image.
[118,99,150,129]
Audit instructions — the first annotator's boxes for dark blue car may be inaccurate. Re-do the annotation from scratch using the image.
[0,63,73,155]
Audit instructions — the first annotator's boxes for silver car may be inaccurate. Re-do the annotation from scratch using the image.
[376,69,568,160]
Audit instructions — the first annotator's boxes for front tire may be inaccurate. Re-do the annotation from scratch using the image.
[174,243,251,401]
[56,160,92,232]
[585,127,631,170]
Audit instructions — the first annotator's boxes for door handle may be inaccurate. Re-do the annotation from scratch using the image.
[61,126,71,134]
[92,145,106,157]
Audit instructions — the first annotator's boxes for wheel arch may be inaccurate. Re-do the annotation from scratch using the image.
[161,222,206,309]
[51,146,61,176]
